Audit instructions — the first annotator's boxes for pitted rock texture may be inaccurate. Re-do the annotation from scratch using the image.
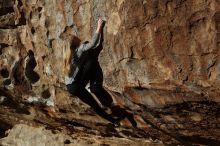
[0,0,220,106]
[0,0,220,145]
[0,124,160,146]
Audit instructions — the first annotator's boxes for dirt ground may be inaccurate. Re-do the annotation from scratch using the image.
[0,94,219,146]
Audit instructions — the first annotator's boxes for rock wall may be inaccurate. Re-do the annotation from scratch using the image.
[99,0,220,100]
[0,0,220,145]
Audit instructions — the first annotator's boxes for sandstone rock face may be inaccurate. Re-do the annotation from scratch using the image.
[0,124,160,146]
[0,0,220,145]
[0,0,220,105]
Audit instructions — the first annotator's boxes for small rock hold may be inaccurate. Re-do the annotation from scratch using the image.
[3,79,11,85]
[0,96,6,104]
[190,113,202,122]
[99,144,110,146]
[0,68,9,78]
[64,139,71,144]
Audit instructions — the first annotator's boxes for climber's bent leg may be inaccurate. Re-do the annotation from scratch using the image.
[67,83,116,124]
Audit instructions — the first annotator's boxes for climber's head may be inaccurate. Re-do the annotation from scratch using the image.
[83,41,89,44]
[64,36,81,75]
[27,50,34,56]
[70,35,81,50]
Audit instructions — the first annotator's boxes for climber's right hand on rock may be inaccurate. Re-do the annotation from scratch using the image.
[96,18,105,33]
[98,18,104,27]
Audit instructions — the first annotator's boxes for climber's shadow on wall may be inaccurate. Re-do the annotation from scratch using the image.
[25,50,40,84]
[11,50,40,94]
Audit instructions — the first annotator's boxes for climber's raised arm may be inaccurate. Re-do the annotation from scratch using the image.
[76,18,104,56]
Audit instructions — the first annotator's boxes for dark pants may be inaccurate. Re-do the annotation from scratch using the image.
[67,60,115,123]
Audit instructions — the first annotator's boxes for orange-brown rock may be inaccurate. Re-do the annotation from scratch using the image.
[0,0,220,145]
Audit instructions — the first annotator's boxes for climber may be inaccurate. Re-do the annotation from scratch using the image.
[65,18,119,126]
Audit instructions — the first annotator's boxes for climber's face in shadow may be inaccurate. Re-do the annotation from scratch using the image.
[83,41,89,44]
[71,36,81,50]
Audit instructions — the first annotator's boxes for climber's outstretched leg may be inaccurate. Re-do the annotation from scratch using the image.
[89,62,137,127]
[67,83,117,124]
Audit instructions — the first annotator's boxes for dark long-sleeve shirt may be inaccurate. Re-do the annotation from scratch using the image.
[65,33,101,85]
[75,33,101,58]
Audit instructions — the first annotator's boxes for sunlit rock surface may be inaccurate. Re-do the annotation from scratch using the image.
[0,0,220,145]
[1,124,159,146]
